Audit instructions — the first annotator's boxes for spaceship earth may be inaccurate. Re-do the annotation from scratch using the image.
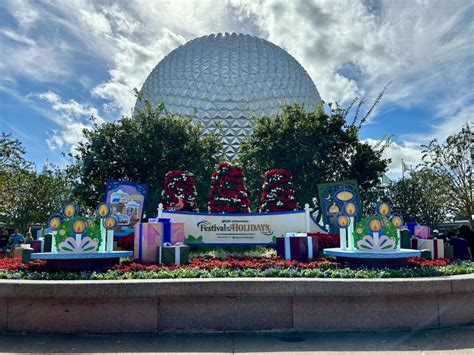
[138,32,321,159]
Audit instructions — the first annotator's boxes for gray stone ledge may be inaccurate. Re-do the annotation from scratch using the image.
[0,275,471,298]
[1,275,473,332]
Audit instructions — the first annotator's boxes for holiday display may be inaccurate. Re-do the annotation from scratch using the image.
[259,169,298,212]
[208,161,251,213]
[324,201,421,268]
[161,170,199,211]
[134,219,185,263]
[21,202,132,270]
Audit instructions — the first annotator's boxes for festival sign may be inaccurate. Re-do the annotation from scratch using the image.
[105,180,148,239]
[160,206,325,245]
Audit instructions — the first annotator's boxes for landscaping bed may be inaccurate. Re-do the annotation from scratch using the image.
[0,253,473,280]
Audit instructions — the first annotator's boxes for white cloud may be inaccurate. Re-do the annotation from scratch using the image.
[1,0,472,158]
[364,138,424,180]
[29,90,103,152]
[232,0,474,130]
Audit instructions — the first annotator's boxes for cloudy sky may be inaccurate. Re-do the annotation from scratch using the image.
[0,0,472,178]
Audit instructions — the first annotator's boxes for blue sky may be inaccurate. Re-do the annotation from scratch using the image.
[0,0,472,179]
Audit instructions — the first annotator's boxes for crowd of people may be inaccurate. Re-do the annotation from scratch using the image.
[0,227,34,253]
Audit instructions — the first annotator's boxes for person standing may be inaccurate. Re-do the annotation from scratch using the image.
[8,229,24,249]
[24,232,34,244]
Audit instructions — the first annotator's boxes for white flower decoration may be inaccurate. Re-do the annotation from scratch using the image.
[357,235,396,251]
[58,237,99,253]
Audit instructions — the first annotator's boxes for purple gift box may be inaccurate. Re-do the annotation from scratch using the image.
[415,225,430,239]
[276,234,319,261]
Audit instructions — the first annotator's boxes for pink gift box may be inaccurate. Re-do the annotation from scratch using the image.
[171,223,185,244]
[415,225,430,239]
[134,222,184,262]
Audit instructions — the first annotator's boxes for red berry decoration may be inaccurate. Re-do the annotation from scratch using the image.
[208,161,251,213]
[161,170,198,211]
[259,169,298,212]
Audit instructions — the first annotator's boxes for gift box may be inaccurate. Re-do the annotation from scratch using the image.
[21,248,34,263]
[405,222,419,237]
[134,221,185,262]
[400,229,411,249]
[157,242,189,265]
[415,225,430,239]
[410,238,444,260]
[276,234,309,262]
[10,246,33,259]
[444,244,454,258]
[171,223,185,244]
[30,240,42,253]
[43,234,53,252]
[420,249,432,260]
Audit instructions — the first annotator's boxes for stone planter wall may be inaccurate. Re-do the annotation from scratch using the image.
[1,276,473,332]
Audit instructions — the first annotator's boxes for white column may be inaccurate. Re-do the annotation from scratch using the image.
[106,230,114,252]
[396,229,401,250]
[304,203,311,233]
[158,203,164,218]
[51,231,57,253]
[348,217,355,250]
[99,219,106,252]
[75,233,81,250]
[373,232,379,247]
[340,228,347,250]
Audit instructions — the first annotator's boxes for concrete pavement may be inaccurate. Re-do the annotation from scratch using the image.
[0,324,473,354]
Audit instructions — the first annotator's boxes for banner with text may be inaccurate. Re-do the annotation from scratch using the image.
[161,210,312,245]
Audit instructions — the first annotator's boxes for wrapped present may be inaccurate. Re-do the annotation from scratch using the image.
[10,246,33,259]
[410,238,444,260]
[420,249,432,260]
[171,223,185,244]
[158,242,189,265]
[405,222,419,237]
[30,240,42,253]
[444,244,454,258]
[134,221,185,262]
[158,218,172,244]
[21,248,34,263]
[400,229,411,249]
[43,234,53,252]
[415,225,430,239]
[306,235,319,260]
[276,234,309,262]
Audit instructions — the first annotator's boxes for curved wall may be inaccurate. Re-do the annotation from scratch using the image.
[1,276,473,332]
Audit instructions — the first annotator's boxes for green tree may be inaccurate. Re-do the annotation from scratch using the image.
[239,102,390,211]
[0,132,31,172]
[70,101,222,217]
[0,133,73,230]
[386,170,449,229]
[421,124,473,227]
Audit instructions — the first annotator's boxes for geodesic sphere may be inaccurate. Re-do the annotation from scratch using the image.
[138,32,321,159]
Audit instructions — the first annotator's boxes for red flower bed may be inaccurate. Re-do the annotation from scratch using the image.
[112,255,338,273]
[0,256,46,271]
[407,257,454,267]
